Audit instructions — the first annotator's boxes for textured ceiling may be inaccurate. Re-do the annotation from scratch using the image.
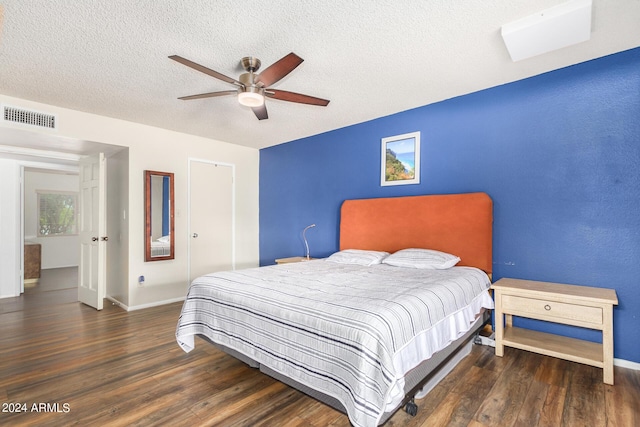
[1,0,640,150]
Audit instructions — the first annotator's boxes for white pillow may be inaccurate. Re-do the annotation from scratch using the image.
[157,235,170,243]
[326,249,390,266]
[382,248,460,269]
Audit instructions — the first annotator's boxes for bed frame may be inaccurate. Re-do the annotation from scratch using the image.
[206,192,493,423]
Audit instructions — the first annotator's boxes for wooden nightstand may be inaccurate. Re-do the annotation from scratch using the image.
[275,256,316,264]
[491,278,618,385]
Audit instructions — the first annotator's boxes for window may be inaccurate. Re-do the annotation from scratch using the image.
[37,191,78,237]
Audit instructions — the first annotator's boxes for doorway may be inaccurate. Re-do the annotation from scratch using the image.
[22,167,80,296]
[0,126,128,304]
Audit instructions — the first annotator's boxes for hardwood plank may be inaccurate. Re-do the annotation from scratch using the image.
[537,385,568,427]
[193,380,291,426]
[562,359,606,426]
[298,399,350,427]
[514,380,549,427]
[604,367,640,427]
[1,291,639,427]
[384,345,496,427]
[533,353,573,387]
[425,364,502,426]
[472,348,542,426]
[409,345,483,417]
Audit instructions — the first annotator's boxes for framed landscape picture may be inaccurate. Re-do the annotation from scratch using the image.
[380,131,420,186]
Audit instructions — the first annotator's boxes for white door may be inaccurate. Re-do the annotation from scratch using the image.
[78,153,106,310]
[189,160,234,283]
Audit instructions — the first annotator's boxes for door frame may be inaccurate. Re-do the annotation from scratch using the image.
[187,158,236,285]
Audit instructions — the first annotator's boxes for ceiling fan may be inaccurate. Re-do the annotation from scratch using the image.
[169,52,330,120]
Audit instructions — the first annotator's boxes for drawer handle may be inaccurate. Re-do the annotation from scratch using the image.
[544,304,551,311]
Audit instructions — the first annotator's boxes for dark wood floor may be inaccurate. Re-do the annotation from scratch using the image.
[1,273,639,426]
[0,267,78,315]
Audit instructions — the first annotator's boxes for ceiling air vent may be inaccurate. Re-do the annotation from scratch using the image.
[2,105,57,129]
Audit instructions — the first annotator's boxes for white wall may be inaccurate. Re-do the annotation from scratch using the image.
[0,159,20,298]
[23,169,80,269]
[0,94,260,308]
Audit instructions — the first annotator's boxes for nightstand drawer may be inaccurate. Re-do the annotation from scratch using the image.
[501,294,603,325]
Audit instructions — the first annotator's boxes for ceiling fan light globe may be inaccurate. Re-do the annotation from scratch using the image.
[238,91,264,107]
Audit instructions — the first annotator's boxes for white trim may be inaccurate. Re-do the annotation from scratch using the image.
[614,357,640,371]
[19,166,25,295]
[16,159,78,173]
[108,295,186,312]
[0,144,79,161]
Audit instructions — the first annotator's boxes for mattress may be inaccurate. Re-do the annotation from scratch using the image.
[176,260,493,427]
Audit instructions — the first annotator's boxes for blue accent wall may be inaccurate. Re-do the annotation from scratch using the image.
[259,47,640,363]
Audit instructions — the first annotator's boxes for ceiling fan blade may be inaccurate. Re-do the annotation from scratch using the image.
[178,90,237,100]
[169,55,243,87]
[252,104,268,120]
[256,52,304,87]
[266,89,330,106]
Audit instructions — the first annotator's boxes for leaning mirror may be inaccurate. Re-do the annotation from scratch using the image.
[145,170,175,261]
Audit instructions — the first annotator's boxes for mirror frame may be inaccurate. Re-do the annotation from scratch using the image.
[144,170,175,262]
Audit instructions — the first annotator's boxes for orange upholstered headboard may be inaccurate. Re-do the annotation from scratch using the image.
[340,192,493,274]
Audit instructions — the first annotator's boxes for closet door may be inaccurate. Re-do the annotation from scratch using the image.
[188,160,234,283]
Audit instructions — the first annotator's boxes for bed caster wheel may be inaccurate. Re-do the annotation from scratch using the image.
[405,399,418,417]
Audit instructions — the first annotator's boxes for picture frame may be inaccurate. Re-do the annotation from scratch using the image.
[380,131,420,186]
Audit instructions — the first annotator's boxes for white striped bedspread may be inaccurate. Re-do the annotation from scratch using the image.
[176,260,494,427]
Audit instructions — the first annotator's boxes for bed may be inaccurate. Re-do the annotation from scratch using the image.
[176,192,494,426]
[150,236,171,257]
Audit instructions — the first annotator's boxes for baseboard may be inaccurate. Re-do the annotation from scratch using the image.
[23,278,39,288]
[41,265,78,270]
[614,358,640,371]
[113,296,186,312]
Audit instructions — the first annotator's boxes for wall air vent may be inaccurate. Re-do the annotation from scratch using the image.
[2,105,57,129]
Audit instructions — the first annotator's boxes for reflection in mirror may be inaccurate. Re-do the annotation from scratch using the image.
[145,170,175,261]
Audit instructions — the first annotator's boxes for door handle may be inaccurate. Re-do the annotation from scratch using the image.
[92,237,98,242]
[101,236,109,241]
[192,233,198,238]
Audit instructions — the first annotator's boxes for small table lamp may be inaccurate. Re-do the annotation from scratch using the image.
[303,224,316,260]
